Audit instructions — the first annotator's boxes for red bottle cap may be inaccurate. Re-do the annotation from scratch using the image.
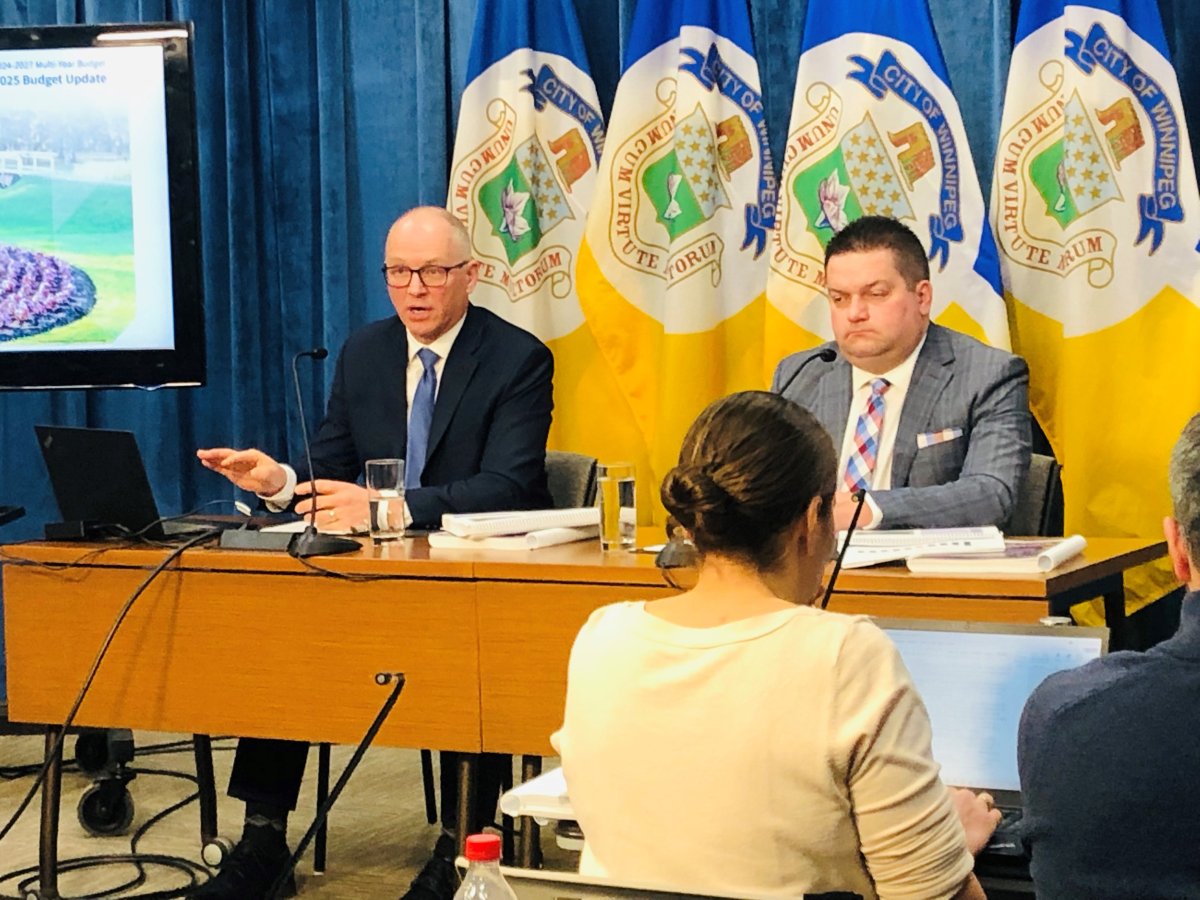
[464,833,502,862]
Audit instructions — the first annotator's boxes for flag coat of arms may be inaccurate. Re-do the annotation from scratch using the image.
[450,0,655,462]
[448,0,604,342]
[991,0,1200,619]
[577,0,776,514]
[766,0,1009,374]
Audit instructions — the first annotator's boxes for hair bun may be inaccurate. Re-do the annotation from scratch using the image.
[661,465,733,537]
[659,391,837,568]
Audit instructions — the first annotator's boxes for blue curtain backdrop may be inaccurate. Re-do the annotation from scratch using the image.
[1,0,1199,694]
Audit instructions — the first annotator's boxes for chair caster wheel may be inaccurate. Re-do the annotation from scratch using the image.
[202,836,235,868]
[77,781,135,836]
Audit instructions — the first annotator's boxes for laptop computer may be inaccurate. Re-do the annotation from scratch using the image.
[876,618,1108,869]
[35,425,228,540]
[496,866,795,900]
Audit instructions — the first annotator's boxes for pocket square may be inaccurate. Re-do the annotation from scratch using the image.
[917,427,963,449]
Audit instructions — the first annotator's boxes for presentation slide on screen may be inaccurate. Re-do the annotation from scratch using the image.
[0,44,175,351]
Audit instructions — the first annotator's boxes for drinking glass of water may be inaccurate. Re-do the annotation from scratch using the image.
[597,462,636,551]
[365,458,405,541]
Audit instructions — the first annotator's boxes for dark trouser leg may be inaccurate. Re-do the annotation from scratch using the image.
[438,751,510,833]
[228,737,310,811]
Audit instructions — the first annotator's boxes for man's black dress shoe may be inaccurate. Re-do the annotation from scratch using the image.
[189,833,297,899]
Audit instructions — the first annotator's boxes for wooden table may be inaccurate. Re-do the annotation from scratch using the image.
[3,540,482,750]
[467,534,1165,756]
[1,533,1165,888]
[2,538,482,899]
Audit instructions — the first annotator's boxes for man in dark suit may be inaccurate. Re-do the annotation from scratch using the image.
[772,216,1030,531]
[195,206,553,900]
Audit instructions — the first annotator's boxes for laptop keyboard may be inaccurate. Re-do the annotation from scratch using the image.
[984,806,1026,857]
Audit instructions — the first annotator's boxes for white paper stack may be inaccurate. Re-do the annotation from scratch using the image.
[427,525,598,551]
[440,507,599,538]
[906,535,1087,574]
[836,526,1006,569]
[498,766,574,822]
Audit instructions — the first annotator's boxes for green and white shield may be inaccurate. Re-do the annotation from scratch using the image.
[478,134,572,265]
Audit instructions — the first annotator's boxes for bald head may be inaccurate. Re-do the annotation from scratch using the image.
[386,206,472,260]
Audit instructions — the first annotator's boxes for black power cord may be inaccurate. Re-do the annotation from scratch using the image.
[0,766,212,899]
[0,528,221,849]
[1,737,235,781]
[265,673,407,900]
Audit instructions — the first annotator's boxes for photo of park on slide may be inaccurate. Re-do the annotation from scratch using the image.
[0,102,135,345]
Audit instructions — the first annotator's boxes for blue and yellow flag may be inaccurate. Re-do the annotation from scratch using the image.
[449,0,642,462]
[577,0,775,519]
[991,0,1200,618]
[767,0,1009,375]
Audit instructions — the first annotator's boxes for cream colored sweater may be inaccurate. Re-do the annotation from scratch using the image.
[552,602,974,900]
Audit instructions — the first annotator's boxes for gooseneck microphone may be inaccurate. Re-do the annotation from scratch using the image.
[288,347,360,559]
[775,347,837,398]
[821,489,867,610]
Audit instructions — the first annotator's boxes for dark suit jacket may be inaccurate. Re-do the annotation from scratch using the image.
[771,323,1031,529]
[308,304,553,528]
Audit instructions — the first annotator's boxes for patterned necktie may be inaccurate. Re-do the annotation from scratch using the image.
[405,348,439,490]
[844,377,890,492]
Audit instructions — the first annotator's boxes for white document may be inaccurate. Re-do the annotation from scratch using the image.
[427,526,598,551]
[440,507,599,538]
[836,526,1005,569]
[906,534,1087,575]
[498,766,574,822]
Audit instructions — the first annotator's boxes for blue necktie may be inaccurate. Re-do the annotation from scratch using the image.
[405,348,439,490]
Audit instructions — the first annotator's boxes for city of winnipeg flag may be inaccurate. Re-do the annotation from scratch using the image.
[449,0,644,461]
[577,0,775,515]
[991,0,1200,619]
[766,0,1009,374]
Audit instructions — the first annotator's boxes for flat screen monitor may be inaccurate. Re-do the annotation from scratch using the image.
[0,21,204,388]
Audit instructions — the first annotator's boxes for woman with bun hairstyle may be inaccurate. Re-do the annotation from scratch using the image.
[552,391,999,900]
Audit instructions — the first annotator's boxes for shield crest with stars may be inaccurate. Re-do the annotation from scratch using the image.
[768,25,1008,351]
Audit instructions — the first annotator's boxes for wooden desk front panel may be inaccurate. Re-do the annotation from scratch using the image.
[826,592,1047,623]
[476,581,677,756]
[4,565,482,751]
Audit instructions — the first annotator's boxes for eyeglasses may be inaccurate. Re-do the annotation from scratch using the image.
[380,261,470,288]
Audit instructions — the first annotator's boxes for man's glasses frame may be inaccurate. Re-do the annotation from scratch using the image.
[380,260,471,288]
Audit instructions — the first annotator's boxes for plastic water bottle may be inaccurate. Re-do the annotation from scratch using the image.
[453,834,517,900]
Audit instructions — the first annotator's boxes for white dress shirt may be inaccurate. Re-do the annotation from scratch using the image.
[837,333,926,528]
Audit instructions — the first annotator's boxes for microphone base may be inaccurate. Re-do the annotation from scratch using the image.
[288,528,361,558]
[219,530,294,552]
[655,538,698,569]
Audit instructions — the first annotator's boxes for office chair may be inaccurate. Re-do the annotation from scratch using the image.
[1007,453,1064,536]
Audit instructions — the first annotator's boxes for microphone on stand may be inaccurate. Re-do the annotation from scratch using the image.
[775,346,837,399]
[821,489,867,610]
[288,347,360,559]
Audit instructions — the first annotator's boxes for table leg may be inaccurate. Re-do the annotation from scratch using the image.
[37,726,63,900]
[192,734,219,847]
[1103,585,1128,651]
[517,755,543,869]
[455,755,476,855]
[314,742,331,874]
